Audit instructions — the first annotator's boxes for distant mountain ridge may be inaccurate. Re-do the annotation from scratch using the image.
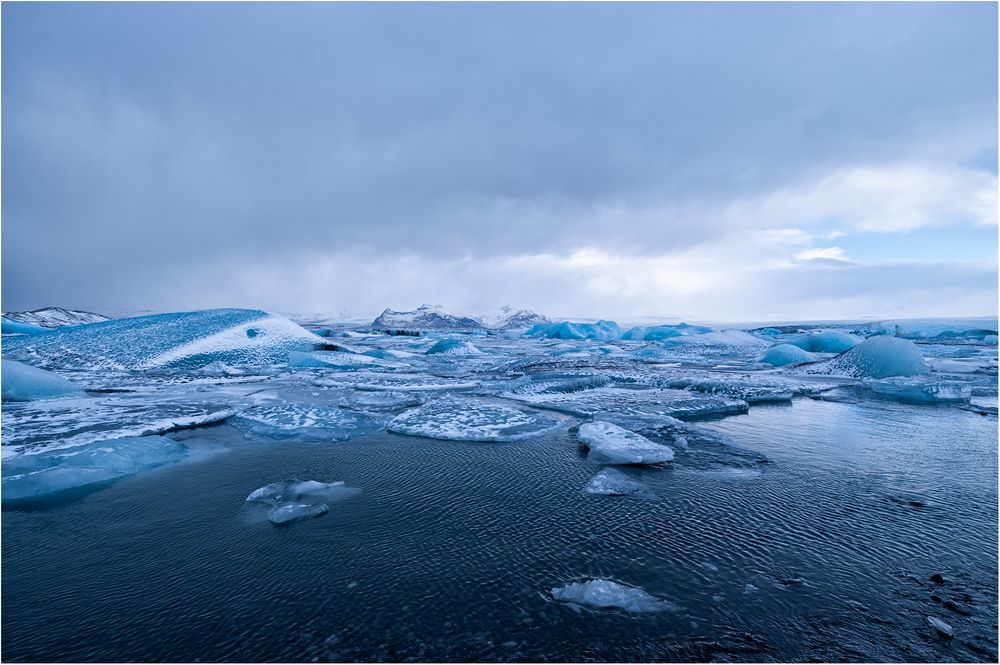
[3,307,110,328]
[369,304,549,332]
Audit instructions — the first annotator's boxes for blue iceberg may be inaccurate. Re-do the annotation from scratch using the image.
[1,360,86,402]
[1,316,52,336]
[787,331,861,353]
[524,320,622,341]
[803,336,930,379]
[759,344,818,367]
[425,339,484,355]
[2,308,328,371]
[621,323,713,340]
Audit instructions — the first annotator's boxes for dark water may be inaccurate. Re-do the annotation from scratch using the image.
[2,398,997,662]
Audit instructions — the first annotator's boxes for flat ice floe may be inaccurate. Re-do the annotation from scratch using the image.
[387,397,562,442]
[577,421,674,464]
[1,435,187,503]
[231,403,382,441]
[313,372,479,392]
[551,579,676,612]
[584,468,655,496]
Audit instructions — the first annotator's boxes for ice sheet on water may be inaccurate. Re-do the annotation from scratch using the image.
[313,372,479,392]
[425,339,484,356]
[786,331,861,353]
[551,579,676,613]
[760,344,818,367]
[2,309,326,371]
[232,403,382,442]
[506,385,747,428]
[584,468,655,497]
[288,350,398,370]
[800,336,930,379]
[387,397,562,442]
[1,435,186,503]
[577,421,674,464]
[338,390,426,412]
[2,360,86,402]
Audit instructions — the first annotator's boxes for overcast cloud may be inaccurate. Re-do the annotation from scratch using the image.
[2,2,996,322]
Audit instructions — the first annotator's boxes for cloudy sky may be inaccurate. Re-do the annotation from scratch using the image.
[3,2,997,323]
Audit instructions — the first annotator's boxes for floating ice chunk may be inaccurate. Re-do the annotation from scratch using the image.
[1,436,186,503]
[865,378,971,403]
[362,348,419,360]
[425,339,484,356]
[267,502,329,524]
[787,331,861,353]
[232,404,381,442]
[2,308,327,371]
[803,336,930,379]
[760,344,818,367]
[1,316,52,336]
[551,579,675,613]
[1,360,86,402]
[578,421,674,464]
[525,320,622,341]
[288,350,393,370]
[387,397,561,442]
[584,468,654,497]
[246,479,359,506]
[927,615,954,637]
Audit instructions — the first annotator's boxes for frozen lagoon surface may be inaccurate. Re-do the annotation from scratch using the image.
[1,311,997,662]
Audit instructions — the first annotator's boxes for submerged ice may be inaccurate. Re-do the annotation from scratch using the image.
[388,397,562,442]
[551,579,676,613]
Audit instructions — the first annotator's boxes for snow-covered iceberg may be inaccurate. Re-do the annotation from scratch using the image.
[2,308,329,371]
[1,435,186,503]
[759,344,818,367]
[802,336,930,379]
[490,307,550,331]
[524,320,622,341]
[388,397,561,442]
[371,304,486,332]
[1,360,86,402]
[551,579,675,612]
[577,421,674,464]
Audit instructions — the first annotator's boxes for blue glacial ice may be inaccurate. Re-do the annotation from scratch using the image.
[621,323,713,340]
[232,403,382,441]
[551,579,676,613]
[577,421,675,464]
[2,308,327,371]
[1,316,52,336]
[759,344,819,367]
[802,336,930,379]
[524,320,622,341]
[288,350,397,370]
[2,360,86,402]
[425,339,484,356]
[387,397,562,442]
[1,435,187,503]
[787,330,861,353]
[584,468,655,497]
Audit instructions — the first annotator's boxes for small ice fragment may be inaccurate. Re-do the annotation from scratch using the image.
[927,615,953,637]
[584,468,653,497]
[577,421,674,465]
[744,584,759,594]
[701,562,719,573]
[268,502,329,524]
[550,579,675,613]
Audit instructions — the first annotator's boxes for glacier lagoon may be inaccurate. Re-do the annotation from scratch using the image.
[1,309,997,662]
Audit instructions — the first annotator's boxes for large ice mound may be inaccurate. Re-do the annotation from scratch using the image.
[787,331,861,353]
[577,421,674,464]
[387,397,561,442]
[804,336,930,379]
[1,435,186,503]
[524,320,622,341]
[760,344,818,367]
[551,579,675,613]
[2,308,328,371]
[1,360,86,402]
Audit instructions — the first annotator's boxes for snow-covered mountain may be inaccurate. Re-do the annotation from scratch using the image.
[3,307,110,328]
[370,305,487,332]
[491,306,550,330]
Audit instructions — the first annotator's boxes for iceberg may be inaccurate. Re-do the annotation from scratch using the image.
[577,421,674,464]
[2,308,329,371]
[524,320,622,341]
[1,316,52,336]
[584,468,654,497]
[802,336,930,379]
[1,360,86,402]
[1,435,186,503]
[760,344,818,367]
[621,323,713,340]
[232,403,381,441]
[551,579,675,613]
[370,304,486,332]
[787,331,861,353]
[425,339,484,356]
[490,307,550,331]
[387,397,561,442]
